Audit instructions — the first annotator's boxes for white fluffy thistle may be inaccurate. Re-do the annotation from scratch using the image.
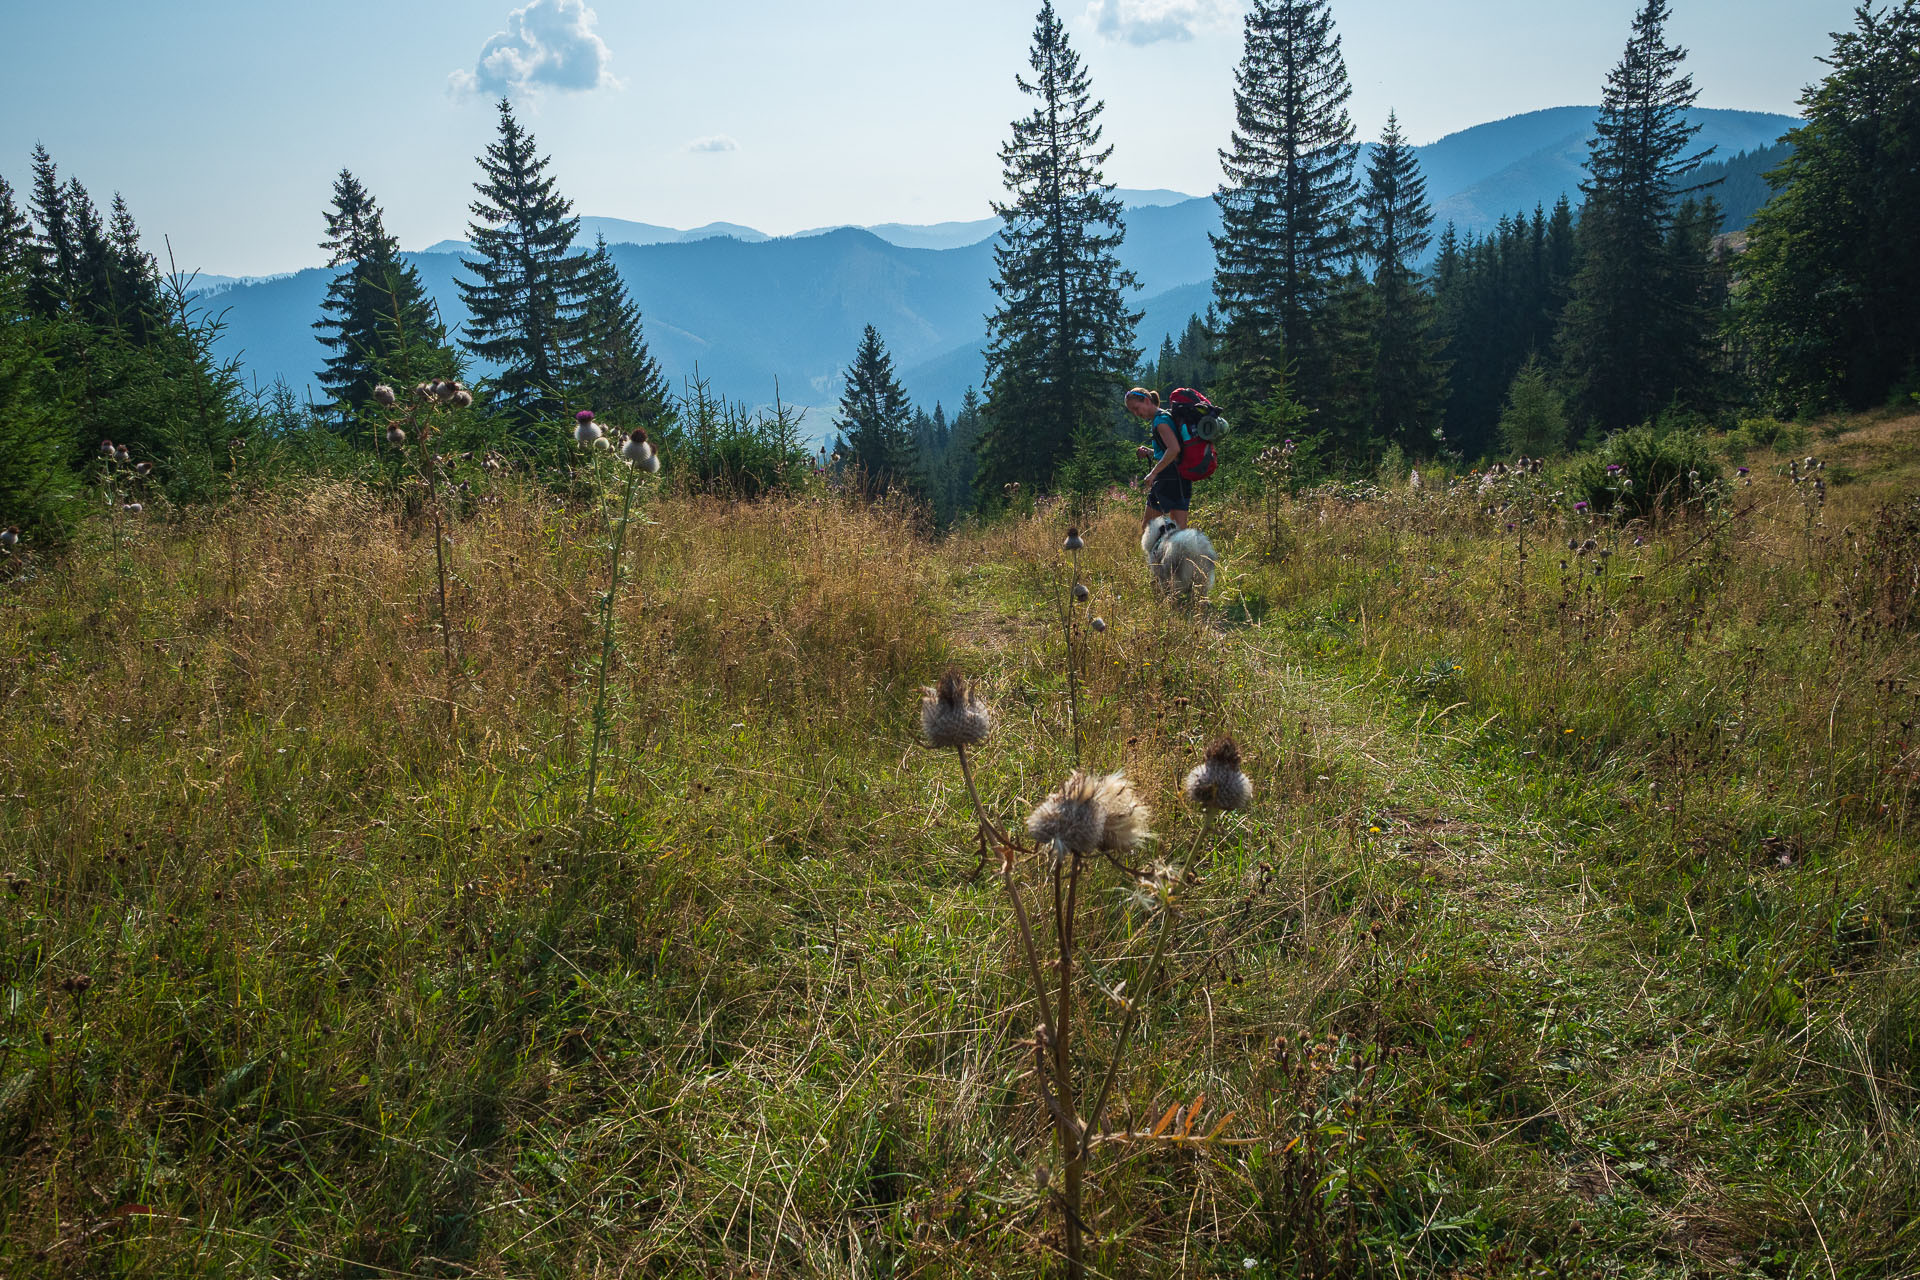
[920,670,992,751]
[1183,737,1253,813]
[1027,771,1152,855]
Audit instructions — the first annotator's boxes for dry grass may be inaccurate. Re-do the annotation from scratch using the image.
[0,414,1915,1277]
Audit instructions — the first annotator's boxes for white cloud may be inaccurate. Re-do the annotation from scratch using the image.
[1086,0,1239,46]
[450,0,616,96]
[685,135,740,153]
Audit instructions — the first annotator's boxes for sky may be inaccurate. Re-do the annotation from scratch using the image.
[0,0,1862,277]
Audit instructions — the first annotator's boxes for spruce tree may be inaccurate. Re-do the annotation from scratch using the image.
[25,146,76,319]
[458,98,593,425]
[1212,0,1358,415]
[106,194,161,342]
[1498,357,1569,457]
[574,236,671,429]
[0,176,28,275]
[1737,0,1919,411]
[978,2,1141,495]
[1360,111,1445,454]
[1556,0,1720,431]
[315,169,454,421]
[835,324,921,495]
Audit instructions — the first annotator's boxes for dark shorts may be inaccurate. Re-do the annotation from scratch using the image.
[1147,470,1192,514]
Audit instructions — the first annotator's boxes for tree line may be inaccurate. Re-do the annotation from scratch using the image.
[3,0,1914,538]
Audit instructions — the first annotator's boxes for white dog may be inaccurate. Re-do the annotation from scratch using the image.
[1141,516,1217,600]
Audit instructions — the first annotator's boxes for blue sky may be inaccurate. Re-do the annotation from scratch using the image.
[1,0,1859,276]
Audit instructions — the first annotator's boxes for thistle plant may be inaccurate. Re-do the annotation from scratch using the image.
[373,379,474,729]
[1059,526,1089,765]
[920,674,1253,1278]
[576,413,661,837]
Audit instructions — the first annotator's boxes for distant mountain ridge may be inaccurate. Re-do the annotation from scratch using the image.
[203,106,1797,429]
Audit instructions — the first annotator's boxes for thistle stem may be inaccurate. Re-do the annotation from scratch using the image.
[1082,899,1177,1148]
[583,460,640,831]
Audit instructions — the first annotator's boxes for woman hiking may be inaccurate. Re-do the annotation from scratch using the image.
[1126,387,1190,531]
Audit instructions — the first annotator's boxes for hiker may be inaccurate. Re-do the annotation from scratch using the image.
[1127,387,1190,531]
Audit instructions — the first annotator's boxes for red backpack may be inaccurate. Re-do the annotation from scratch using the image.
[1167,387,1220,481]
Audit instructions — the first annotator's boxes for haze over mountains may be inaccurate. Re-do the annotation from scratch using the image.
[205,107,1795,427]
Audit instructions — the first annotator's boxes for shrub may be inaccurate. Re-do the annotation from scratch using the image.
[1563,420,1723,520]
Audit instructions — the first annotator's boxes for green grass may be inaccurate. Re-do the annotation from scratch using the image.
[1,416,1916,1277]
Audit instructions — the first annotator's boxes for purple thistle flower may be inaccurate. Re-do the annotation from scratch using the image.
[1575,500,1590,512]
[576,410,595,424]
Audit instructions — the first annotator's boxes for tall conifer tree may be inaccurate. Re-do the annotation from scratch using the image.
[1360,112,1445,453]
[1556,0,1720,431]
[25,146,76,319]
[1737,0,1919,410]
[315,169,453,420]
[1212,0,1358,414]
[574,236,671,429]
[978,2,1140,495]
[0,177,29,276]
[835,324,921,494]
[458,99,593,425]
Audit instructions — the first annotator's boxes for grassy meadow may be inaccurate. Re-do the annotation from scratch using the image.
[1,412,1918,1278]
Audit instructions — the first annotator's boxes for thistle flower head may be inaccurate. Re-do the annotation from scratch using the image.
[920,669,992,750]
[1184,736,1253,812]
[621,428,654,463]
[451,387,474,409]
[1027,771,1152,855]
[114,446,131,464]
[386,425,407,446]
[133,461,153,476]
[1073,582,1089,603]
[575,417,603,445]
[1090,616,1107,633]
[1063,527,1084,552]
[123,501,143,514]
[98,439,115,456]
[373,384,397,406]
[0,527,18,547]
[639,452,661,474]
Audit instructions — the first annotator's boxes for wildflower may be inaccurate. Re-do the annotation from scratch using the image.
[920,670,992,750]
[1737,466,1751,477]
[574,411,603,445]
[592,436,611,450]
[1184,736,1253,813]
[1027,771,1152,855]
[386,425,407,447]
[451,387,474,409]
[1073,583,1089,603]
[98,439,115,457]
[1606,463,1623,475]
[373,384,397,406]
[1063,526,1085,552]
[115,445,131,464]
[1132,859,1185,911]
[133,461,153,477]
[639,452,661,474]
[0,527,18,547]
[621,428,653,463]
[1408,469,1422,491]
[1574,500,1590,512]
[123,502,143,514]
[1090,617,1107,633]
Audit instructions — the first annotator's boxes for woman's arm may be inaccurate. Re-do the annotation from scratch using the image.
[1140,419,1182,485]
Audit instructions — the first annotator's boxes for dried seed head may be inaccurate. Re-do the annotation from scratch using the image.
[123,502,143,514]
[99,439,115,456]
[1027,771,1152,855]
[1073,583,1089,603]
[1185,736,1253,812]
[0,527,18,547]
[1090,617,1107,633]
[386,425,407,446]
[373,384,397,406]
[920,669,993,750]
[575,419,604,445]
[451,388,474,409]
[115,446,131,464]
[1063,527,1084,552]
[639,452,661,474]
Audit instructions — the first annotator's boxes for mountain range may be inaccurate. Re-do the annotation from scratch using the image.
[203,106,1796,431]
